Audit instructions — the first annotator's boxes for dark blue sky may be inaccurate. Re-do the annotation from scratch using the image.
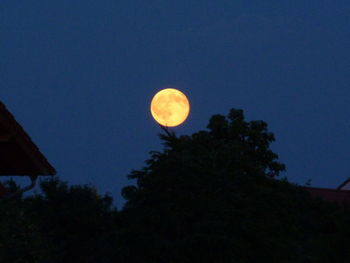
[1,0,350,207]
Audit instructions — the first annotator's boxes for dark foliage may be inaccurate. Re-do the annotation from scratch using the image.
[0,179,119,263]
[120,109,350,262]
[1,109,350,262]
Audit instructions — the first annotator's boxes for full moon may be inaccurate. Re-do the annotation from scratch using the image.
[150,88,190,127]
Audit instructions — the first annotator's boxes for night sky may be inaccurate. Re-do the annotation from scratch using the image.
[1,1,350,207]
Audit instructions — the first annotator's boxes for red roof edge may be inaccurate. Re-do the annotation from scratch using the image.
[0,101,56,176]
[304,186,350,203]
[337,178,350,190]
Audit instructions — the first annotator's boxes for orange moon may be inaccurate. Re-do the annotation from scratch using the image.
[150,88,190,127]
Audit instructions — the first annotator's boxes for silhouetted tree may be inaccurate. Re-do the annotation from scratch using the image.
[120,109,289,262]
[0,178,120,263]
[120,109,350,263]
[29,178,119,263]
[2,109,350,263]
[0,180,49,263]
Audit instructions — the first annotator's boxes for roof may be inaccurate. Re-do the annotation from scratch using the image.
[0,101,56,176]
[337,178,350,190]
[304,187,350,204]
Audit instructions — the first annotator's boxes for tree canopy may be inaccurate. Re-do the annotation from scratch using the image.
[1,108,350,263]
[119,109,350,262]
[123,108,285,205]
